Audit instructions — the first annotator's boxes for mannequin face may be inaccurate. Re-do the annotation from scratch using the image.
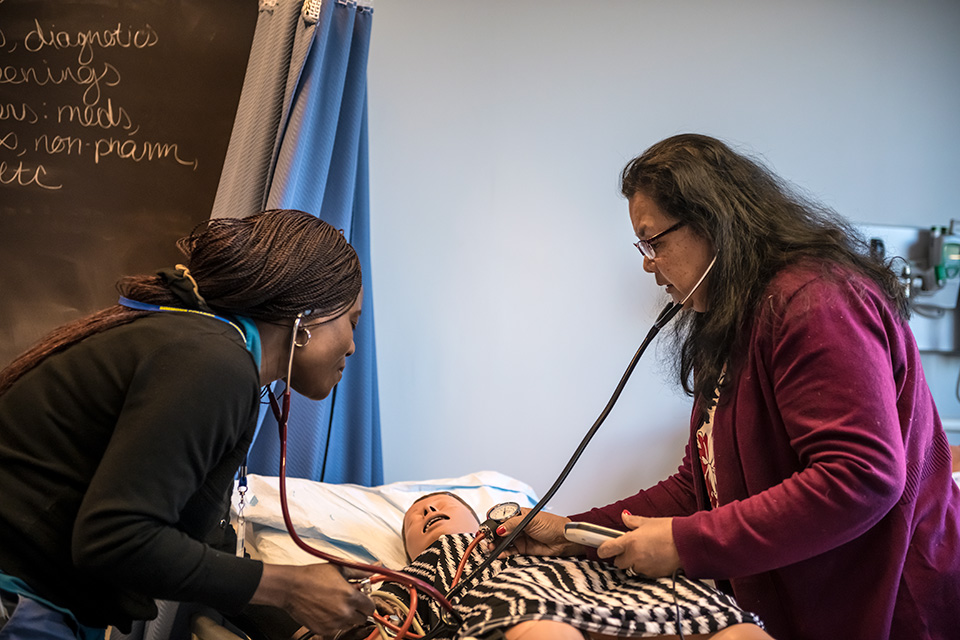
[290,288,363,400]
[403,492,479,560]
[629,192,715,312]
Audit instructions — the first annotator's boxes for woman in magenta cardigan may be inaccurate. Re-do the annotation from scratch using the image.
[501,134,960,640]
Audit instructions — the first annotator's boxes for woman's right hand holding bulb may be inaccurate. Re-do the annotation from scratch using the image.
[252,563,375,637]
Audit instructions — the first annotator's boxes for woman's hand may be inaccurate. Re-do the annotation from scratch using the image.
[495,509,584,557]
[596,512,681,578]
[251,563,375,637]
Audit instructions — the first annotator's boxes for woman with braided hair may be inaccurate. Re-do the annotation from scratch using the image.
[0,209,374,640]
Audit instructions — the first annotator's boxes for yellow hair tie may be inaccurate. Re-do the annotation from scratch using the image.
[175,264,208,308]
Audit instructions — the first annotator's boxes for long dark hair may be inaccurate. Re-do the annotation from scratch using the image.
[0,209,362,395]
[620,134,908,418]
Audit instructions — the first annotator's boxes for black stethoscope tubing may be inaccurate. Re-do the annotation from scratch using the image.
[437,301,681,602]
[275,252,716,638]
[428,254,717,636]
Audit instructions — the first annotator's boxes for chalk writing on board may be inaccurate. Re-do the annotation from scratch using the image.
[0,0,258,368]
[0,158,61,189]
[22,20,160,63]
[0,15,201,193]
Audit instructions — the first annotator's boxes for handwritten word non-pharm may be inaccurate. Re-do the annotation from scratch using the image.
[94,137,197,169]
[35,134,82,156]
[24,20,159,65]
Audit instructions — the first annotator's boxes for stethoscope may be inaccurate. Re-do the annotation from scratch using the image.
[269,254,718,639]
[262,312,460,636]
[114,297,455,625]
[439,254,719,606]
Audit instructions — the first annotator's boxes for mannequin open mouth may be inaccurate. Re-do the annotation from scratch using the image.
[423,514,449,533]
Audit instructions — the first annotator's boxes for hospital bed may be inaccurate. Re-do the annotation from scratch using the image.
[168,471,538,640]
[116,469,960,640]
[232,470,538,570]
[213,469,960,639]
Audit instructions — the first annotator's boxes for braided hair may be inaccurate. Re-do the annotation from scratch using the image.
[0,209,362,395]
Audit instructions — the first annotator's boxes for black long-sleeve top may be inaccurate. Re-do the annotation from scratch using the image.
[0,312,264,630]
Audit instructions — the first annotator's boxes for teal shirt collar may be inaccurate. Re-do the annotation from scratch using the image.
[229,315,261,370]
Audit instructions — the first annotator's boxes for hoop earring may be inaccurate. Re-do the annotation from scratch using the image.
[294,327,311,348]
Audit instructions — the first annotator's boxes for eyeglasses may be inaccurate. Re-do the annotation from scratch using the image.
[633,221,685,259]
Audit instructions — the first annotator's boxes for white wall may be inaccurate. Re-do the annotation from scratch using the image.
[366,0,960,514]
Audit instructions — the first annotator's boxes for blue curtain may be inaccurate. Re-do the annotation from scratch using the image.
[213,0,381,486]
[112,8,380,639]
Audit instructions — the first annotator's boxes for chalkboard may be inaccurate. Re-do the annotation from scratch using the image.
[0,0,259,366]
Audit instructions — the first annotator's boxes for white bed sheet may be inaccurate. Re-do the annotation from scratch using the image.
[235,470,960,570]
[232,470,538,570]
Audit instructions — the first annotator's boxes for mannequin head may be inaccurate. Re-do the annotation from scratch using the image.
[402,492,480,560]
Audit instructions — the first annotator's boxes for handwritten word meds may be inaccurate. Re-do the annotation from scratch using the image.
[58,98,139,134]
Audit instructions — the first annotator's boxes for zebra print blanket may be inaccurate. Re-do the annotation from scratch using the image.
[377,533,762,639]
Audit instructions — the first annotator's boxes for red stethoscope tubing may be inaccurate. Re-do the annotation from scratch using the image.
[358,534,484,640]
[267,387,458,619]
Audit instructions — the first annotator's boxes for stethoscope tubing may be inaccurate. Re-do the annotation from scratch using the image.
[441,300,679,608]
[271,252,717,636]
[270,314,459,621]
[445,254,717,605]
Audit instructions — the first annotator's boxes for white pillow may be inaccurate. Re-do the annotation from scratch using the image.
[232,471,538,569]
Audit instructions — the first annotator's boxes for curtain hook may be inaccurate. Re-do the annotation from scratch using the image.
[302,0,322,24]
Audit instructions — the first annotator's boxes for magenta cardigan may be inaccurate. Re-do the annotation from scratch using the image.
[570,263,960,640]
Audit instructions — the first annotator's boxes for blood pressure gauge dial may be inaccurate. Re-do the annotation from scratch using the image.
[478,501,521,541]
[486,502,521,522]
